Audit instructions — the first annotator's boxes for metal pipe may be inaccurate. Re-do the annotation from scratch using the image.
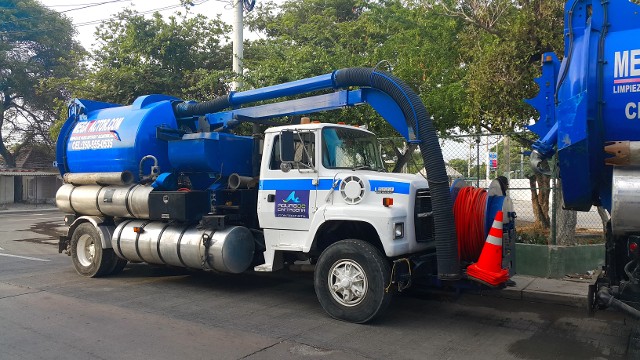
[172,73,336,118]
[229,74,336,105]
[63,171,134,186]
[228,173,258,189]
[597,287,640,320]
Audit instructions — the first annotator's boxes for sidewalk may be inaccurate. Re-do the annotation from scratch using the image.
[483,274,592,309]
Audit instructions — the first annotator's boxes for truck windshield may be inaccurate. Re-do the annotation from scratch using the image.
[322,127,384,170]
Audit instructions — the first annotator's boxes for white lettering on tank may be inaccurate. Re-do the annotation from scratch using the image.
[631,50,640,77]
[626,102,638,120]
[616,51,629,78]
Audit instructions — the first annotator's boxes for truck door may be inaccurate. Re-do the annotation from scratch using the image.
[257,130,318,231]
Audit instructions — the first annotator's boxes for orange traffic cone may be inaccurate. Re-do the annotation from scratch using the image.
[466,210,509,286]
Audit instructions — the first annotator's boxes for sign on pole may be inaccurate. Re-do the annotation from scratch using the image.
[488,152,498,170]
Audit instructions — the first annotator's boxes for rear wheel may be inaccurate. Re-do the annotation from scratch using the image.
[70,223,118,277]
[314,239,392,323]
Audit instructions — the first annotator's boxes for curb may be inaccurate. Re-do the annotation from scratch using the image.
[0,207,59,215]
[472,275,589,309]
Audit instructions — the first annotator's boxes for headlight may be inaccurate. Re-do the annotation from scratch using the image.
[394,222,404,239]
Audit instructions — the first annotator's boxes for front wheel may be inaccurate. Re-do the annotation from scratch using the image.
[314,239,392,323]
[70,223,119,277]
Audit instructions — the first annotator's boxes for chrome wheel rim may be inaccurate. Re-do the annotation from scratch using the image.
[76,234,95,267]
[328,259,368,307]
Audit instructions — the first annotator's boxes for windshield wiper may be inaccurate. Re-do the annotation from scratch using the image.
[352,165,375,171]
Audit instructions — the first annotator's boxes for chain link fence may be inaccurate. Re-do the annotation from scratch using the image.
[379,133,605,245]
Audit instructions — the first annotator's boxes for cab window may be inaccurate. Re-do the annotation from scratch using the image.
[269,132,316,170]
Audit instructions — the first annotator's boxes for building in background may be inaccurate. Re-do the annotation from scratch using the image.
[0,147,62,205]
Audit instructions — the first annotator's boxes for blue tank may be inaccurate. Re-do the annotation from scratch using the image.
[57,95,179,180]
[57,94,255,185]
[528,0,640,211]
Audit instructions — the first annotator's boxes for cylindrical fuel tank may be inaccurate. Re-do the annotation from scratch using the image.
[611,167,640,235]
[112,220,255,273]
[56,184,153,218]
[56,95,178,180]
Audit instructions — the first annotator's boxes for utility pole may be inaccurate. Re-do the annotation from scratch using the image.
[232,0,244,92]
[232,0,260,134]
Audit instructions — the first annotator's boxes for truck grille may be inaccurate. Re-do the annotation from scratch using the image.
[415,188,435,243]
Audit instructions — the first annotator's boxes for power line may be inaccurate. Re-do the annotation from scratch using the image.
[74,0,211,27]
[44,1,130,8]
[58,0,132,14]
[1,0,213,35]
[2,0,132,26]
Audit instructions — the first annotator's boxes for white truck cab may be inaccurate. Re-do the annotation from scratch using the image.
[256,123,436,274]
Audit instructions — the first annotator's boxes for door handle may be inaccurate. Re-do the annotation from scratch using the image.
[267,194,275,202]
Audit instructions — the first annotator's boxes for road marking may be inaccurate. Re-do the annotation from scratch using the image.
[0,253,49,262]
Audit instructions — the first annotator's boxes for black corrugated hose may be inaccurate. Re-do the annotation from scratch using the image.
[334,68,460,280]
[173,95,231,118]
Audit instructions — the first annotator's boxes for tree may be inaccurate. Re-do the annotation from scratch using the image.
[70,9,232,105]
[245,0,466,135]
[0,0,83,167]
[422,0,565,231]
[424,0,564,132]
[448,158,468,178]
[244,0,467,172]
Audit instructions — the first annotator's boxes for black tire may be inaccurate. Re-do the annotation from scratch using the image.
[70,223,117,278]
[314,239,392,323]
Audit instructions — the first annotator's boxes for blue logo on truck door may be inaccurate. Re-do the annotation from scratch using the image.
[275,190,309,218]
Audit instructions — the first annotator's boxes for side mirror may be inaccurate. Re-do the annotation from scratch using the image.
[280,130,295,162]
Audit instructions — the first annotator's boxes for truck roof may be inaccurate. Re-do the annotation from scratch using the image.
[264,122,374,135]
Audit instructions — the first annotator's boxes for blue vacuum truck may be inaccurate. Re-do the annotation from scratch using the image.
[527,0,640,318]
[55,68,516,323]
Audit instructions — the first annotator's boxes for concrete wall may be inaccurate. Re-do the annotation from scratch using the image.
[21,176,61,204]
[515,243,605,278]
[0,176,14,204]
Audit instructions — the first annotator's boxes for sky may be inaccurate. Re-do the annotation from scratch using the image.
[40,0,264,51]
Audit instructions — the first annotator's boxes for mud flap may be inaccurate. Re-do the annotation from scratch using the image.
[59,235,70,255]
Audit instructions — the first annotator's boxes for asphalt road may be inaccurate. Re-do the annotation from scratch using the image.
[0,209,634,359]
